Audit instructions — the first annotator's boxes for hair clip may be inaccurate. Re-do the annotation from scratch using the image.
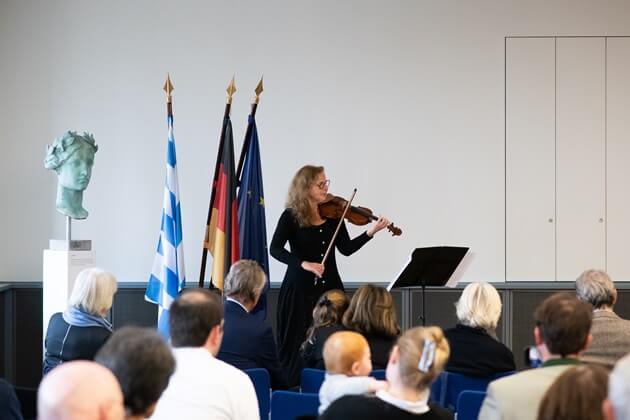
[318,296,332,308]
[418,339,436,373]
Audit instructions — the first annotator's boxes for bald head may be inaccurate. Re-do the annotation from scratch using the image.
[38,361,124,420]
[169,288,223,348]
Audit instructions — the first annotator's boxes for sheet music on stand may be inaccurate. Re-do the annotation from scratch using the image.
[387,246,472,325]
[387,246,472,291]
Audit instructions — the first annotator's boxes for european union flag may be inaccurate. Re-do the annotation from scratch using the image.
[237,114,269,318]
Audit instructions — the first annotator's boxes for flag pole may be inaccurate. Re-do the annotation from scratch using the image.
[199,77,237,288]
[236,76,263,185]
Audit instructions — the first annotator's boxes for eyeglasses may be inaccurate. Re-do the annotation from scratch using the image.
[316,179,331,190]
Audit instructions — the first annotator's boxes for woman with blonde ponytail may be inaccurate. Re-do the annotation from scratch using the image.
[319,327,453,420]
[270,165,391,387]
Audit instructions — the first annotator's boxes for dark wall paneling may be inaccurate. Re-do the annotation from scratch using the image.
[111,289,158,328]
[612,290,630,320]
[510,290,558,370]
[410,289,460,330]
[0,290,7,378]
[12,288,43,388]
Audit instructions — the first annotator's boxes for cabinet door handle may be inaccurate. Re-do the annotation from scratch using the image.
[599,218,604,223]
[548,218,554,223]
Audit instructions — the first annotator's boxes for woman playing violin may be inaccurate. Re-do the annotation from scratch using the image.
[270,164,390,386]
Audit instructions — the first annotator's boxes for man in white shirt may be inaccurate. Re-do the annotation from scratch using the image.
[151,288,260,420]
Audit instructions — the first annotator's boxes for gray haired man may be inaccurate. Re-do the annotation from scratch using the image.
[576,269,630,367]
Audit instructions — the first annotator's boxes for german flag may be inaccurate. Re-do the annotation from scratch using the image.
[205,117,239,290]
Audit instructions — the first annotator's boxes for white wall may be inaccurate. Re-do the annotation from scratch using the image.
[1,0,629,283]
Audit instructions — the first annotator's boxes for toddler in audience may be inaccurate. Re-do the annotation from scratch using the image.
[318,331,388,413]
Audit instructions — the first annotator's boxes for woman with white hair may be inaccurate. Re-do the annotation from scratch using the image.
[43,268,118,374]
[443,282,515,377]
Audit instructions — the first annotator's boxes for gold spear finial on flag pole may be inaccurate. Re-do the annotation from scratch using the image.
[253,76,264,104]
[226,76,237,104]
[163,73,174,104]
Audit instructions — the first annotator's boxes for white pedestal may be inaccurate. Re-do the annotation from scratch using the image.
[42,249,95,340]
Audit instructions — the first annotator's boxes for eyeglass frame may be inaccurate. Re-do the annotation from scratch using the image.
[315,179,331,190]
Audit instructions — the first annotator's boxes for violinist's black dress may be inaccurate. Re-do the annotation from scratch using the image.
[270,209,372,386]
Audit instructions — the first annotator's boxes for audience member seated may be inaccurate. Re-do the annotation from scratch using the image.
[217,260,288,389]
[479,293,593,420]
[37,360,124,420]
[95,326,175,420]
[43,267,118,374]
[300,289,349,370]
[151,288,259,420]
[604,354,630,420]
[0,378,23,420]
[576,269,630,368]
[319,326,453,420]
[537,364,608,420]
[343,284,400,369]
[444,282,515,377]
[318,331,388,413]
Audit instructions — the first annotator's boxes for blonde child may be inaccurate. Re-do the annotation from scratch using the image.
[318,331,388,413]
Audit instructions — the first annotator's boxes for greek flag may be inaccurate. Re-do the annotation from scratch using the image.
[145,112,186,337]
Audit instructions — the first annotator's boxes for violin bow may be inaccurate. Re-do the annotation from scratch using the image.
[315,188,357,285]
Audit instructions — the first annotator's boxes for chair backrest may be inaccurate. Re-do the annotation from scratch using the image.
[244,368,271,420]
[456,390,486,420]
[300,368,326,393]
[440,371,515,411]
[13,385,37,420]
[270,391,319,420]
[369,369,386,380]
[430,371,445,403]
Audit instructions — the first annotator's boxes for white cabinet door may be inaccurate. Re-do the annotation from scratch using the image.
[556,37,606,281]
[606,37,630,282]
[506,38,556,281]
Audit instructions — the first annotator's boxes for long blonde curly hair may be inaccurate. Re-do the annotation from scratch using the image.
[285,165,324,227]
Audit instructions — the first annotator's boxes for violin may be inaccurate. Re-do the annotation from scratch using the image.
[318,193,402,236]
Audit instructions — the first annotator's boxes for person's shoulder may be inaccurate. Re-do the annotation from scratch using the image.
[213,355,254,381]
[427,401,454,420]
[322,394,379,415]
[48,312,65,324]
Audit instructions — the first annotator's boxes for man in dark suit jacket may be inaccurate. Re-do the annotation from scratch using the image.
[218,260,289,390]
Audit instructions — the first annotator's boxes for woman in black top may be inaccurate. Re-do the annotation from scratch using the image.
[270,165,390,386]
[319,326,453,420]
[44,268,118,374]
[343,284,400,369]
[443,282,515,377]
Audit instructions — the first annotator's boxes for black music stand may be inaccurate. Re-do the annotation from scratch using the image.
[388,246,470,326]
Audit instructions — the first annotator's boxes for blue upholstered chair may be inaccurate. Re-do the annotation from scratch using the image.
[300,368,326,393]
[244,368,271,420]
[455,390,487,420]
[438,370,515,411]
[270,391,319,420]
[301,368,388,393]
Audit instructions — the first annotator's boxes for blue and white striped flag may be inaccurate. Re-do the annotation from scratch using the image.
[145,110,186,337]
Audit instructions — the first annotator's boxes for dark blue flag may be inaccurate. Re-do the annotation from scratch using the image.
[237,114,269,318]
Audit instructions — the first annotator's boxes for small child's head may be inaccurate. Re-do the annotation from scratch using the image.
[323,331,372,376]
[312,289,349,328]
